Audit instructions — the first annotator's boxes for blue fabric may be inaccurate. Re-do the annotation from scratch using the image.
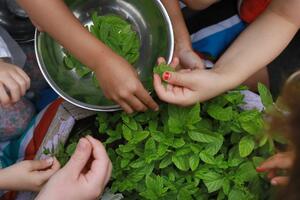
[192,21,246,59]
[36,88,59,111]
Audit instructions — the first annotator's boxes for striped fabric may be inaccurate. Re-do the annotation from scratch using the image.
[0,99,64,199]
[191,15,246,61]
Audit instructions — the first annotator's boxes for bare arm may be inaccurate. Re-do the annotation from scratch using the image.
[17,0,158,113]
[153,0,300,106]
[17,0,114,71]
[213,0,300,88]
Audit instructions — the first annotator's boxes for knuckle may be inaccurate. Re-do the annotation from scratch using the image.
[119,91,130,99]
[11,84,19,92]
[22,160,32,168]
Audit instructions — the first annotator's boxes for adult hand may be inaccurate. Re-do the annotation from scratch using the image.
[36,136,112,200]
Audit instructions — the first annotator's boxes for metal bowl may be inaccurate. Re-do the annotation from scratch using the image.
[35,0,174,112]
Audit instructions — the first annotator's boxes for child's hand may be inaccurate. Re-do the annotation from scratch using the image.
[153,57,232,106]
[175,46,204,70]
[36,136,112,200]
[0,61,30,106]
[94,56,158,113]
[0,158,60,191]
[256,152,294,186]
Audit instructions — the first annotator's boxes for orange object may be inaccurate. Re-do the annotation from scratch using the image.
[240,0,272,23]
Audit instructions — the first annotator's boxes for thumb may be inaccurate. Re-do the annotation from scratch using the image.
[162,71,193,88]
[63,138,92,177]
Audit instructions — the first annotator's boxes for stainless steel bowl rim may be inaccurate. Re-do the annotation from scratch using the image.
[34,0,174,112]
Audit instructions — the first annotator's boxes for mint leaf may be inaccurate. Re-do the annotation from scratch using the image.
[204,178,224,193]
[189,154,200,171]
[207,104,233,121]
[153,64,175,77]
[239,136,255,157]
[258,82,273,109]
[188,131,218,143]
[228,189,246,200]
[172,155,189,171]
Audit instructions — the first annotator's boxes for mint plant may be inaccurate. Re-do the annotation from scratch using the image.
[49,86,275,199]
[96,89,274,200]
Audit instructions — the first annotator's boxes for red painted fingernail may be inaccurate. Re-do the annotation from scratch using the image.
[163,72,171,81]
[256,167,267,172]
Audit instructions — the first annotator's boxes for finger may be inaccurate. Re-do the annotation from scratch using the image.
[126,95,147,112]
[257,153,294,171]
[170,57,179,68]
[64,138,92,177]
[157,57,166,65]
[10,73,27,96]
[36,158,61,182]
[104,161,112,185]
[162,71,194,88]
[0,83,10,106]
[135,85,159,111]
[3,75,21,103]
[271,176,289,186]
[15,68,31,89]
[267,169,277,179]
[153,74,172,102]
[118,100,134,114]
[28,158,54,171]
[85,136,111,188]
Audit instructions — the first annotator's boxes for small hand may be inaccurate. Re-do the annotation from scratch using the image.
[0,61,30,107]
[256,152,294,186]
[36,136,112,200]
[94,55,158,113]
[175,47,204,70]
[153,57,229,106]
[0,158,60,191]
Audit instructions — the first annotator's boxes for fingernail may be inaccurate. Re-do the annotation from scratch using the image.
[46,157,54,165]
[271,179,277,185]
[162,72,171,81]
[256,167,266,172]
[78,139,87,151]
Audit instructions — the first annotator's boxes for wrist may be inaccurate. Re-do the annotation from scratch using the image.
[175,40,192,51]
[0,168,12,190]
[212,65,241,91]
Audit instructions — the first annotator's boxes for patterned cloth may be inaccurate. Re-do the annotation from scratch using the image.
[0,99,35,142]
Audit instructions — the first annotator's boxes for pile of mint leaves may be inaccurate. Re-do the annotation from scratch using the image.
[48,83,277,200]
[63,13,140,83]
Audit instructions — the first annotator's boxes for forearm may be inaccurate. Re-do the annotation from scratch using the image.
[213,7,299,89]
[17,0,117,71]
[161,0,191,49]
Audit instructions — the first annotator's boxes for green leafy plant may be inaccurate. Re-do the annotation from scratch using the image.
[63,13,140,86]
[50,86,276,199]
[153,64,175,77]
[153,64,175,86]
